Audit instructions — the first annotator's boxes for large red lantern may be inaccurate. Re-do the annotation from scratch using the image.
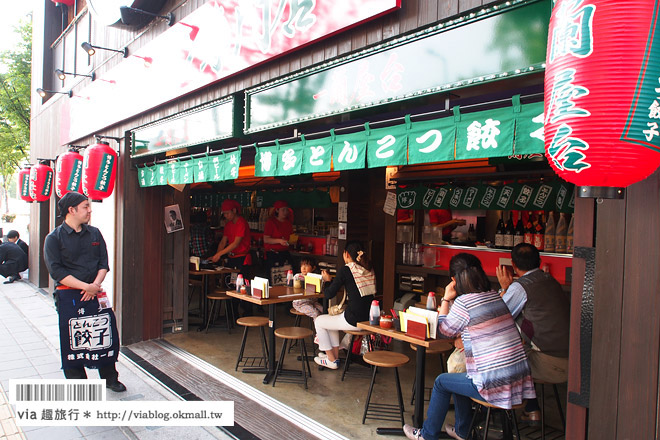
[55,150,83,198]
[29,163,54,202]
[82,142,118,201]
[544,0,660,188]
[18,167,34,202]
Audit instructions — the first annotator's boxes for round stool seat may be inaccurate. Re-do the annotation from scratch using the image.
[236,316,269,327]
[207,289,231,300]
[345,329,372,336]
[275,326,313,340]
[409,342,453,355]
[471,398,525,410]
[363,351,409,368]
[289,307,307,316]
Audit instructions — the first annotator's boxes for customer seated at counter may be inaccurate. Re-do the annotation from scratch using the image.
[314,241,376,370]
[263,200,293,270]
[210,199,252,270]
[496,243,570,424]
[292,256,323,319]
[403,253,535,440]
[189,211,214,258]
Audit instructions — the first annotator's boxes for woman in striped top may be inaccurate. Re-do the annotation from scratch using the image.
[403,253,535,440]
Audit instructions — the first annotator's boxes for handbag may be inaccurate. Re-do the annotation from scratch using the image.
[328,293,346,316]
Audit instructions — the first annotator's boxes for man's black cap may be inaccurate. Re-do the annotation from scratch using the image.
[57,192,88,217]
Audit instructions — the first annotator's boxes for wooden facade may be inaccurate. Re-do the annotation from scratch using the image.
[29,1,660,438]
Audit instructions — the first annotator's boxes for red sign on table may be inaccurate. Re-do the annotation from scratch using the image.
[61,0,400,144]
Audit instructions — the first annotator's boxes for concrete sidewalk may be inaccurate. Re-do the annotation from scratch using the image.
[0,279,232,440]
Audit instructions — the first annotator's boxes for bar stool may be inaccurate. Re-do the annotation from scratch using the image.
[235,316,269,371]
[467,398,525,440]
[409,342,454,405]
[205,289,234,333]
[341,329,373,381]
[273,327,314,389]
[361,351,409,425]
[534,380,566,440]
[288,307,315,354]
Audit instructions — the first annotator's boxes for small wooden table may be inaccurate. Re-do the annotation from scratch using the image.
[190,267,240,331]
[227,286,324,383]
[357,321,454,435]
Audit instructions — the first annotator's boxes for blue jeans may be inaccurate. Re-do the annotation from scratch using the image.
[421,373,483,440]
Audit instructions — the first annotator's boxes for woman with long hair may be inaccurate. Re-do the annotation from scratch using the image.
[314,240,376,369]
[403,253,535,440]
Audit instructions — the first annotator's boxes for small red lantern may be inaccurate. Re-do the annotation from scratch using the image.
[82,142,118,201]
[18,167,34,202]
[51,0,75,6]
[544,0,660,188]
[55,150,84,198]
[29,163,54,202]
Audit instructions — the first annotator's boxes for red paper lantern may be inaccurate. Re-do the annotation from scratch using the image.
[55,150,83,198]
[544,0,660,188]
[51,0,75,6]
[18,167,34,202]
[29,163,54,202]
[82,142,118,201]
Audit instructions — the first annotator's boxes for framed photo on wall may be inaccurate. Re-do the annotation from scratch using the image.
[165,204,184,233]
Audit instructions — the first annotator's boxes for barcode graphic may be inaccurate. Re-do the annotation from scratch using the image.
[14,383,103,401]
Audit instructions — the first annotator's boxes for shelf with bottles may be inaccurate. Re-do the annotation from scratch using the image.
[493,210,574,255]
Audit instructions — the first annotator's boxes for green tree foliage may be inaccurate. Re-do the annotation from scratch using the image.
[0,18,31,213]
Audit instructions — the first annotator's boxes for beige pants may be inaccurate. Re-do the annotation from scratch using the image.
[525,346,569,384]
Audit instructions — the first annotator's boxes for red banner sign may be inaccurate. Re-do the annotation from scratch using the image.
[61,0,400,144]
[544,0,660,187]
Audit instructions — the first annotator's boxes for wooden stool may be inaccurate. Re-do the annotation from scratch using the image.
[410,342,454,405]
[341,329,373,381]
[534,380,566,440]
[205,290,234,333]
[288,307,315,354]
[361,351,409,425]
[273,327,314,389]
[467,398,525,440]
[235,316,269,371]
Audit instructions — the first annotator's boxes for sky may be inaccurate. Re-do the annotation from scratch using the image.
[1,0,37,52]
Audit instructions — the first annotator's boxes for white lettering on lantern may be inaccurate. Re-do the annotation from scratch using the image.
[259,151,274,172]
[282,148,297,170]
[549,0,595,62]
[309,146,325,166]
[337,141,358,164]
[416,130,442,153]
[644,122,659,142]
[466,119,501,151]
[547,69,590,123]
[375,135,395,159]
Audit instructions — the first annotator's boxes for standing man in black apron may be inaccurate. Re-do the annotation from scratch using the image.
[43,192,125,392]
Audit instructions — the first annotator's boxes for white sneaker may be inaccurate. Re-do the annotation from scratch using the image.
[317,352,328,359]
[314,356,339,369]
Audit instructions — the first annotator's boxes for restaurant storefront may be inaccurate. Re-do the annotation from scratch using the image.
[29,0,660,438]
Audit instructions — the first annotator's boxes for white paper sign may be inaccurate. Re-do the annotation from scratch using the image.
[338,202,348,222]
[383,191,397,216]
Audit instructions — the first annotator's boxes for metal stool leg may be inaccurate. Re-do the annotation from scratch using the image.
[466,404,481,440]
[235,326,249,371]
[541,383,546,440]
[553,383,566,431]
[394,366,405,425]
[299,338,308,389]
[259,327,269,368]
[341,335,355,381]
[362,365,378,424]
[289,314,302,353]
[483,407,492,440]
[512,410,522,440]
[222,300,232,335]
[272,339,288,387]
[205,300,217,333]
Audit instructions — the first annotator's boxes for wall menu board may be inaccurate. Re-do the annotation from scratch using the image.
[396,181,575,213]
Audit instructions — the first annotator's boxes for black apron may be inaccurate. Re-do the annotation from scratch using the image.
[56,289,120,370]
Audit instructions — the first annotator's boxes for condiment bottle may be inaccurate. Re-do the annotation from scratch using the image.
[369,300,381,325]
[426,291,437,310]
[286,270,293,287]
[236,274,244,292]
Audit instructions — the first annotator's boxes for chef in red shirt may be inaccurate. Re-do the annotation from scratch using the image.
[263,200,293,270]
[210,199,252,270]
[429,209,466,242]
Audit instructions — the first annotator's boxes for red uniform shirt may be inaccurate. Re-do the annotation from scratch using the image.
[429,209,453,240]
[263,217,293,252]
[223,216,251,256]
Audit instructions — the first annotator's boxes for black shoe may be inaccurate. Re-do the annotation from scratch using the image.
[106,381,127,392]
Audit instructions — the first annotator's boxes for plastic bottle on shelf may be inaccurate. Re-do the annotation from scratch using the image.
[555,212,567,253]
[566,214,574,254]
[426,291,437,310]
[369,300,381,325]
[544,211,556,253]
